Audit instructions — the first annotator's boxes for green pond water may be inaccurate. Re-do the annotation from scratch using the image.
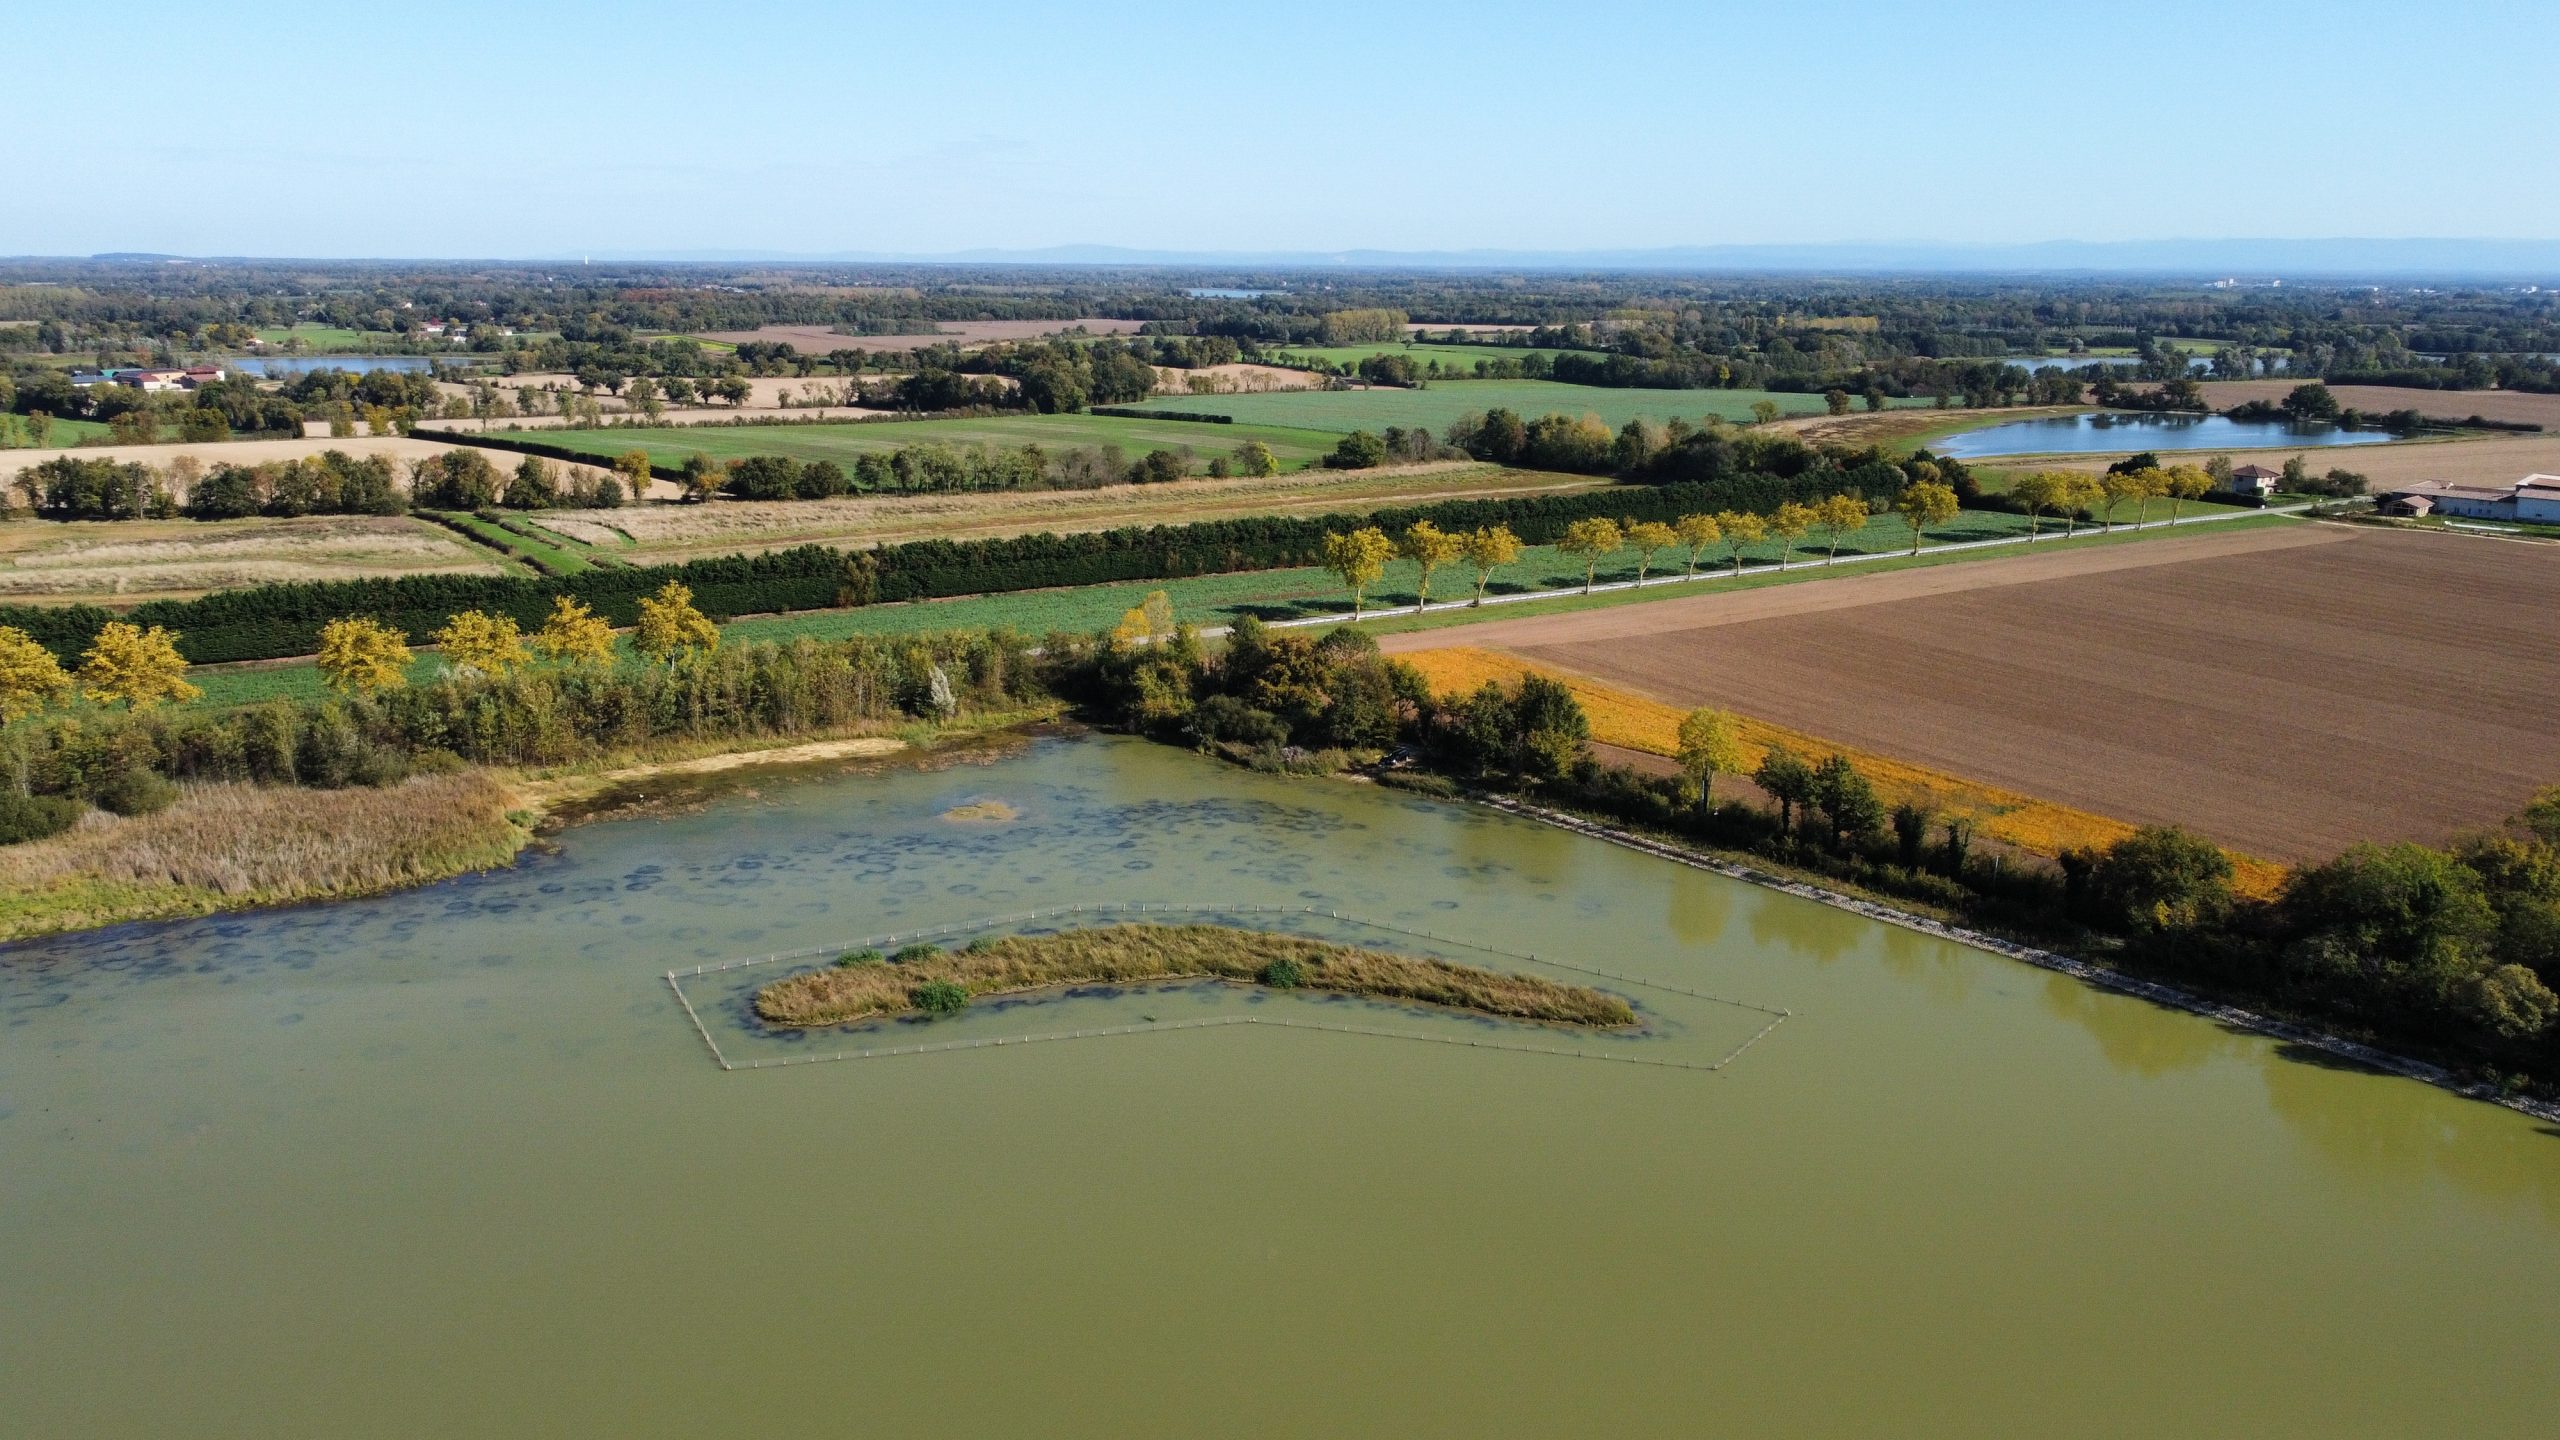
[5,733,2558,1437]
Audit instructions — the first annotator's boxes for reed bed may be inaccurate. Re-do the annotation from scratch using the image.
[0,772,524,938]
[753,922,1636,1029]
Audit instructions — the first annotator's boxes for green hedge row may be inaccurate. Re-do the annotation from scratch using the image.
[0,466,1907,667]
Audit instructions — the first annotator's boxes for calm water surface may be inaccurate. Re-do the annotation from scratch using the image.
[1939,411,2397,459]
[5,734,2557,1436]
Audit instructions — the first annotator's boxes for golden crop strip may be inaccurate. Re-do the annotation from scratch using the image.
[1397,646,2285,898]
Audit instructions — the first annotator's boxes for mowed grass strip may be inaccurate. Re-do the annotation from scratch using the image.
[752,922,1636,1028]
[472,413,1346,472]
[1140,379,1936,434]
[1398,645,2285,895]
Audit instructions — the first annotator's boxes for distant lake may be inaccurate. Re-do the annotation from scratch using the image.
[227,354,448,376]
[1937,411,2398,459]
[1185,287,1271,299]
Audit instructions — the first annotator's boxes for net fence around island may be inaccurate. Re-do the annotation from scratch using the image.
[665,902,1791,1074]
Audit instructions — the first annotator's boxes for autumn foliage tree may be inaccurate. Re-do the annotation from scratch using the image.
[432,610,530,678]
[634,581,719,661]
[79,621,200,709]
[314,617,413,695]
[1459,524,1520,605]
[0,625,72,721]
[1557,517,1622,593]
[532,595,616,667]
[1894,481,1960,554]
[1623,519,1677,586]
[1398,519,1463,609]
[1320,526,1395,617]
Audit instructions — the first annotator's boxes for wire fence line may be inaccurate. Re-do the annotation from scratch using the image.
[663,900,1791,1075]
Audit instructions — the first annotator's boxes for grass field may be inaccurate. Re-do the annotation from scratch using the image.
[3,417,115,448]
[473,413,1347,472]
[172,503,2185,711]
[1139,380,1931,435]
[421,511,599,576]
[1441,523,2560,861]
[1267,343,1573,369]
[251,325,382,350]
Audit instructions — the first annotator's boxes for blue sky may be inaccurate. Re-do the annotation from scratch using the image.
[9,0,2555,257]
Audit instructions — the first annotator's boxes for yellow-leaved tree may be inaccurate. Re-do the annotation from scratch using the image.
[1894,481,1960,554]
[612,450,656,503]
[1676,707,1747,811]
[2009,471,2062,538]
[433,610,530,678]
[1623,519,1677,586]
[1398,519,1463,609]
[1112,589,1176,643]
[1320,527,1395,618]
[634,581,719,661]
[2162,464,2215,523]
[1768,501,1816,571]
[1714,510,1766,575]
[0,625,72,722]
[314,617,413,696]
[1557,516,1622,593]
[1674,513,1721,576]
[79,621,200,709]
[1459,524,1520,606]
[532,595,617,667]
[1817,492,1871,561]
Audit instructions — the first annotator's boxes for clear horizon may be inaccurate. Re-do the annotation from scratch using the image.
[7,0,2558,257]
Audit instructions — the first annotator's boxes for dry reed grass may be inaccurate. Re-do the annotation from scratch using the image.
[0,516,497,599]
[539,465,1588,556]
[1399,646,2286,896]
[0,773,525,938]
[754,922,1635,1028]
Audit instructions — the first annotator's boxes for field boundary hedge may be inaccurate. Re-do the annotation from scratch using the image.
[0,468,1908,667]
[1088,407,1235,424]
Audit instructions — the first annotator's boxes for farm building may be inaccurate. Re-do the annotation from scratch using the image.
[2376,476,2560,522]
[2220,463,2283,498]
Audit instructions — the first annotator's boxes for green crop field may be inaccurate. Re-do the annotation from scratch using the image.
[1140,380,1932,435]
[251,325,381,350]
[1268,343,1574,369]
[172,503,2224,711]
[4,416,115,447]
[472,414,1346,472]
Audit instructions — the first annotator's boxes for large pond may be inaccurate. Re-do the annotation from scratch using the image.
[1937,410,2400,460]
[5,733,2557,1435]
[225,354,448,376]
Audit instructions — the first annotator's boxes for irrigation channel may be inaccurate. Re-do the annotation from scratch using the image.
[667,901,1790,1073]
[6,729,2559,1435]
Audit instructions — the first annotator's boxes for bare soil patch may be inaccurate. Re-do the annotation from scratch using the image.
[2166,381,2560,431]
[2045,433,2560,488]
[1410,525,2560,859]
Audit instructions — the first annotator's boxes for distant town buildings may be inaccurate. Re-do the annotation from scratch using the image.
[68,365,224,390]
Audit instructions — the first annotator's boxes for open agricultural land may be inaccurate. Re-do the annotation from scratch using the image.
[0,514,502,603]
[470,412,1345,472]
[538,463,1596,560]
[2046,431,2560,488]
[685,318,1147,350]
[1139,379,1934,432]
[1266,342,1573,370]
[1390,523,2560,861]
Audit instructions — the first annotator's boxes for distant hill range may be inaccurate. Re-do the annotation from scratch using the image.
[50,239,2560,277]
[567,238,2560,277]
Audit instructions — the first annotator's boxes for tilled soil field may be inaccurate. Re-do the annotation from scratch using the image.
[1424,524,2560,860]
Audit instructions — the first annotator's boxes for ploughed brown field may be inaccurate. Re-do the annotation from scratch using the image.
[2175,381,2560,431]
[1396,524,2560,861]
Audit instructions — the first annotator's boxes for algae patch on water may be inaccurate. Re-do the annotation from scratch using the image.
[940,798,1020,823]
[752,922,1636,1029]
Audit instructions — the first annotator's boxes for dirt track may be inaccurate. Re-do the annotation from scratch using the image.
[1396,525,2560,859]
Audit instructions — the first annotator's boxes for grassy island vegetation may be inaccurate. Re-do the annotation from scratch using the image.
[751,922,1638,1029]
